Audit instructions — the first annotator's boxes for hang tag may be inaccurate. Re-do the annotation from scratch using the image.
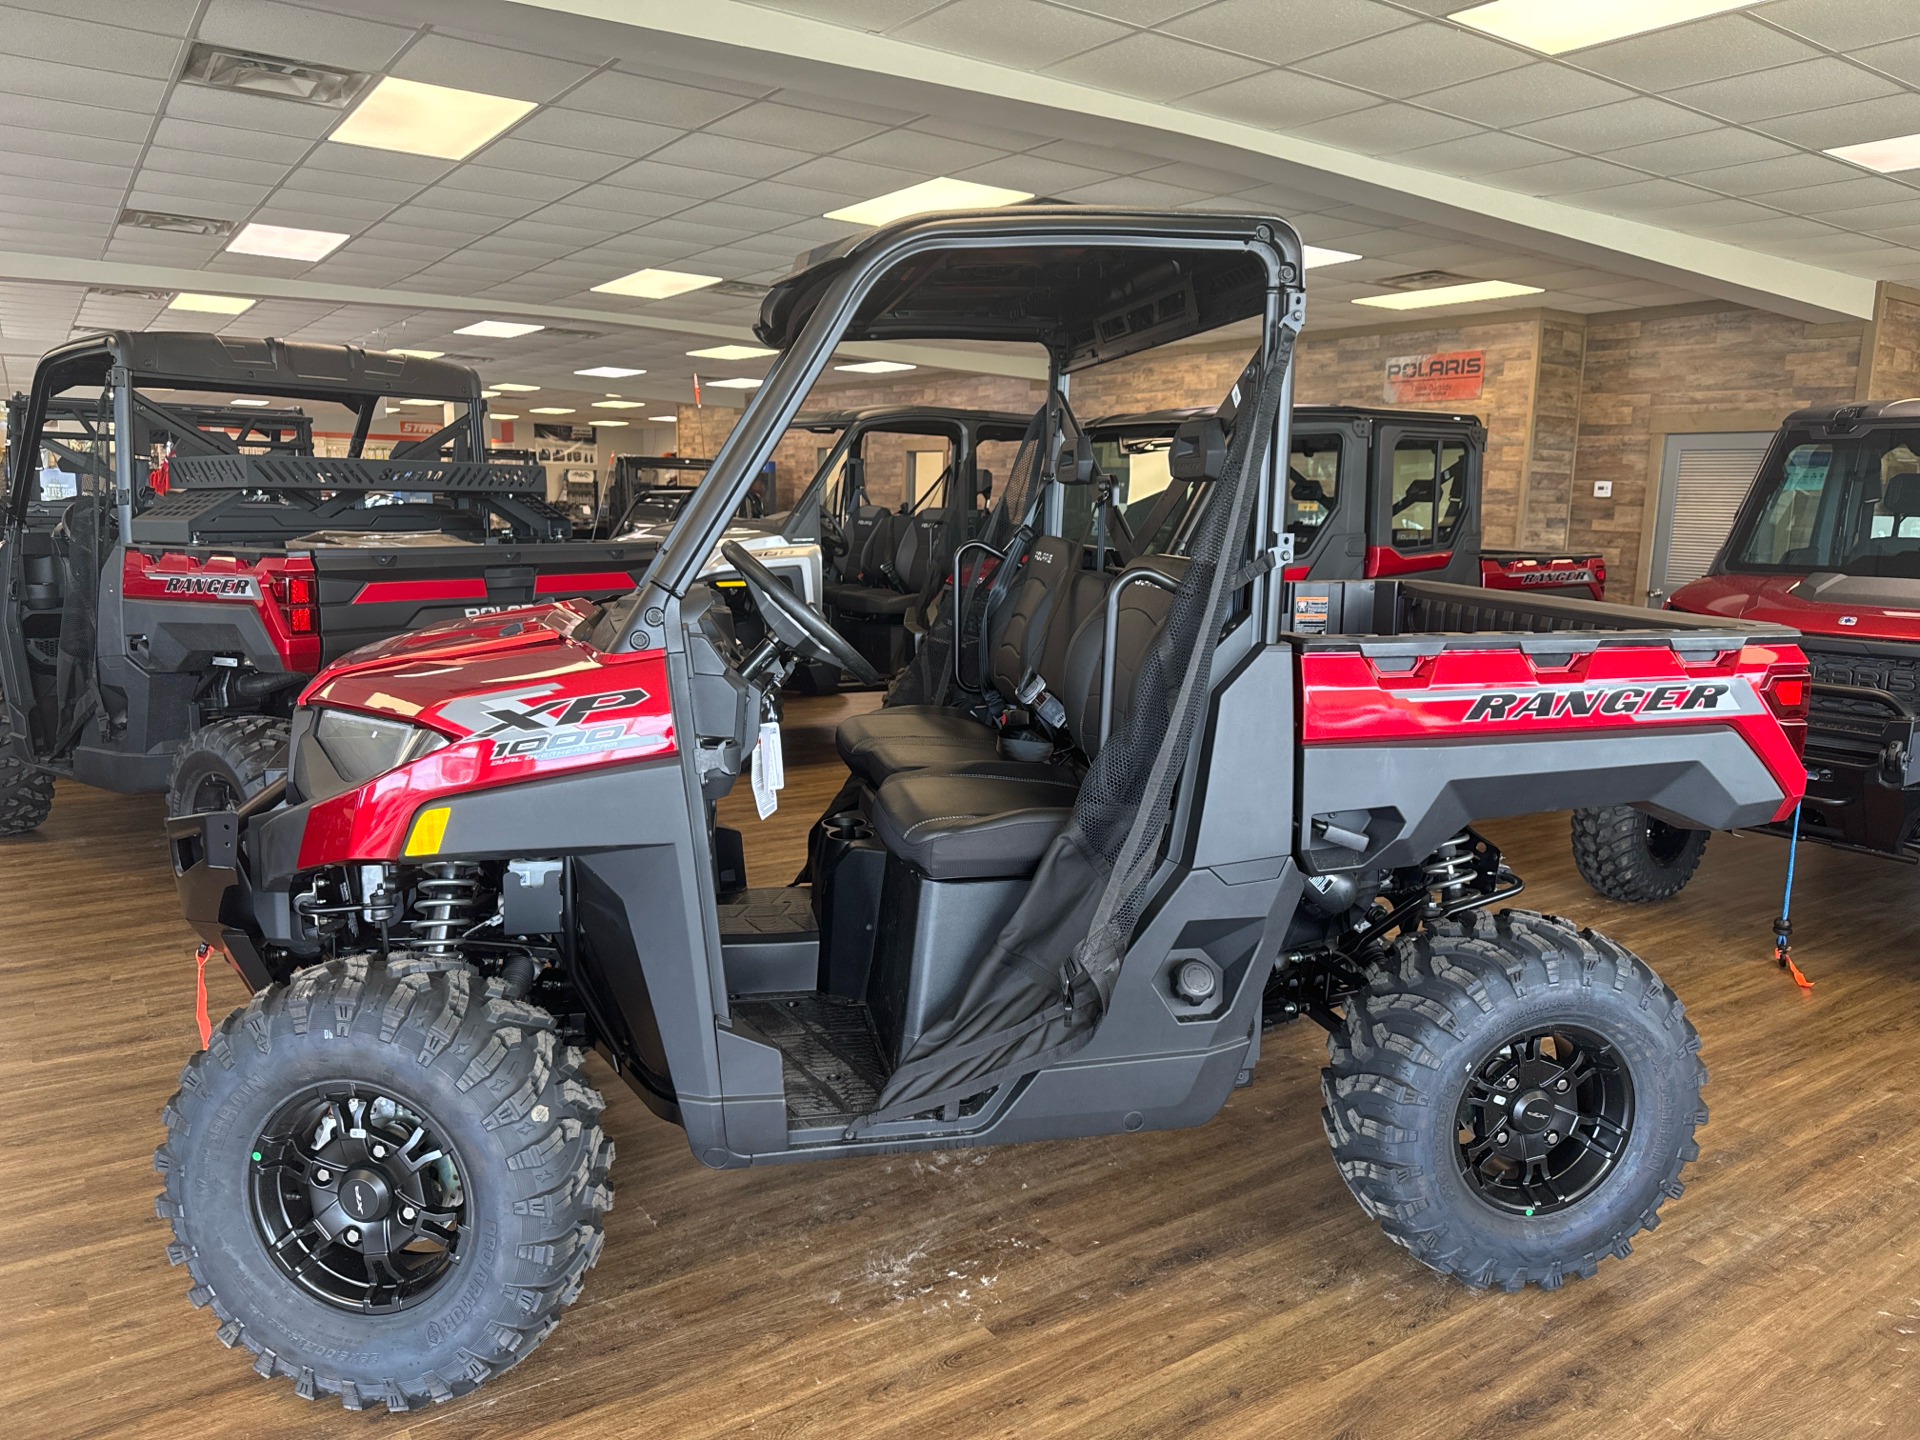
[751,720,785,819]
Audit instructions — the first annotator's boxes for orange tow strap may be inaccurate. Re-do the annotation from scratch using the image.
[194,943,215,1048]
[1772,800,1812,989]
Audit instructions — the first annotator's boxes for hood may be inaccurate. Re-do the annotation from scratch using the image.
[1671,571,1920,644]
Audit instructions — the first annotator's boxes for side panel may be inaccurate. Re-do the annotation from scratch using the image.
[1188,642,1295,871]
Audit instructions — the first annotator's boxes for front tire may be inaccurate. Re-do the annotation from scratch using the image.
[1322,910,1706,1292]
[1570,804,1708,903]
[166,715,289,817]
[0,684,53,835]
[154,957,615,1411]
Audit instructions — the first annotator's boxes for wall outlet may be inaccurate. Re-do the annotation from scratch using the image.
[1592,479,1613,498]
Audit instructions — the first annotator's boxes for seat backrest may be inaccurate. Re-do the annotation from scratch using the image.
[1057,555,1189,758]
[856,508,909,586]
[838,502,885,581]
[983,534,1081,697]
[894,507,952,593]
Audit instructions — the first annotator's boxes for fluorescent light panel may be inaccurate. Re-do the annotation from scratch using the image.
[592,419,627,427]
[687,344,776,360]
[490,382,539,392]
[594,268,720,299]
[650,415,676,423]
[575,366,646,378]
[835,360,917,374]
[1449,0,1754,55]
[825,177,1033,228]
[490,412,518,420]
[329,76,534,161]
[1353,279,1544,310]
[593,400,644,409]
[1302,245,1361,269]
[1826,131,1920,174]
[227,221,348,261]
[456,320,543,338]
[229,398,271,406]
[169,292,255,314]
[393,348,445,359]
[529,406,575,414]
[706,377,762,389]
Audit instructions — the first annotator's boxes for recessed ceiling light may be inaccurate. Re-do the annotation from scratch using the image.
[392,398,444,406]
[591,419,627,427]
[229,398,271,407]
[329,76,535,161]
[181,42,369,108]
[1826,131,1920,174]
[707,377,762,389]
[650,415,677,423]
[1449,0,1752,55]
[825,177,1034,228]
[169,293,255,315]
[835,360,917,374]
[490,412,519,420]
[593,268,721,299]
[593,400,645,409]
[1303,245,1362,269]
[575,365,646,378]
[490,382,539,392]
[1353,279,1543,310]
[687,344,777,360]
[226,221,349,262]
[119,208,233,237]
[456,320,543,339]
[394,348,446,360]
[529,406,576,414]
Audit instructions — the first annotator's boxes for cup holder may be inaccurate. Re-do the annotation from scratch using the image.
[825,812,875,842]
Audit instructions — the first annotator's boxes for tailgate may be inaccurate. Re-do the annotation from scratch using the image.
[1477,549,1607,600]
[310,541,652,662]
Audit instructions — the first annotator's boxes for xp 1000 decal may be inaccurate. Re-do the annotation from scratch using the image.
[436,683,667,764]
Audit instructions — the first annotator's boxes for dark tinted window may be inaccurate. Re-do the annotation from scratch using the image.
[1286,434,1339,547]
[1732,428,1920,578]
[1389,437,1468,550]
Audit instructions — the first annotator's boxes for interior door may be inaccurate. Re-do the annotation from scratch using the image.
[1648,432,1774,604]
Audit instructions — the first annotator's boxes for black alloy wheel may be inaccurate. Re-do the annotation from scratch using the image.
[250,1084,468,1313]
[1454,1025,1633,1218]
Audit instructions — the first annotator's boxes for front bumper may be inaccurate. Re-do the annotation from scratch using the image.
[1752,682,1918,861]
[166,808,276,989]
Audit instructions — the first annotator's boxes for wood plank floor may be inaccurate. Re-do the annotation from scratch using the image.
[3,691,1917,1439]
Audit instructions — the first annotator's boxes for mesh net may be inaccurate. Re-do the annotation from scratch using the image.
[857,328,1295,1127]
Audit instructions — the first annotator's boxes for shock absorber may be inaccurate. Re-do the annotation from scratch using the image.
[403,862,486,955]
[1422,830,1477,916]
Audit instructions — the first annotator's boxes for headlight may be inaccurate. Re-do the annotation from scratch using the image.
[312,708,448,785]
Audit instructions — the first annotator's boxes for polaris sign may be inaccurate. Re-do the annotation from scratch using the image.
[1384,351,1484,404]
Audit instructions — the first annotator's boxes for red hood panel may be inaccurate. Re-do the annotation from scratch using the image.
[1671,573,1920,644]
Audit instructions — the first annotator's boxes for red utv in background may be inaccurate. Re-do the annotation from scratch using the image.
[1571,399,1918,900]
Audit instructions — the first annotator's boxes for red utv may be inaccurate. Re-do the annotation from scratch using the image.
[1570,400,1917,901]
[157,208,1807,1412]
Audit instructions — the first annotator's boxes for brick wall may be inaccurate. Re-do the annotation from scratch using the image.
[1862,282,1920,401]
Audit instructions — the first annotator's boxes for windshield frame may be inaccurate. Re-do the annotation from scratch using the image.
[1721,422,1920,580]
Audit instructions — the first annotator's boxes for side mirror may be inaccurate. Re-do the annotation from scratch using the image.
[1169,416,1226,480]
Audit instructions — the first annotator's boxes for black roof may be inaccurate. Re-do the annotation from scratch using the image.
[1085,403,1485,434]
[32,332,485,403]
[756,206,1294,371]
[789,405,1035,439]
[1782,398,1920,428]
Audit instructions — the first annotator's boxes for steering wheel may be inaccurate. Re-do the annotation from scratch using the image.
[720,541,881,685]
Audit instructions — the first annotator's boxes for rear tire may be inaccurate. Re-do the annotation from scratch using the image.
[0,685,53,835]
[166,715,289,817]
[1570,804,1708,903]
[154,956,614,1411]
[1321,909,1706,1292]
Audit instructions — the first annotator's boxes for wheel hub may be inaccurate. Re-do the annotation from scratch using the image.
[249,1086,468,1312]
[1456,1025,1634,1217]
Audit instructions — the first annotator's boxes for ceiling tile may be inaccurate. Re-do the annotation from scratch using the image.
[1390,131,1569,178]
[1046,33,1266,102]
[763,87,921,127]
[143,145,289,188]
[1293,21,1530,95]
[1287,104,1482,154]
[536,201,659,232]
[276,166,421,204]
[437,165,580,203]
[493,217,619,247]
[1667,58,1901,125]
[1485,154,1660,198]
[1414,64,1634,129]
[163,78,342,139]
[196,0,413,73]
[0,52,164,114]
[1563,177,1725,215]
[557,69,749,130]
[388,33,595,105]
[1682,151,1881,197]
[1749,176,1920,216]
[1,6,182,78]
[1178,70,1380,130]
[706,101,888,153]
[773,154,924,196]
[127,174,272,209]
[1575,15,1822,91]
[1855,35,1920,86]
[305,142,456,185]
[645,132,813,179]
[467,138,626,182]
[1750,91,1920,151]
[252,194,392,224]
[596,159,742,200]
[0,145,130,188]
[672,199,810,231]
[1056,175,1218,207]
[1761,0,1920,51]
[1816,198,1920,234]
[831,128,1007,175]
[1514,98,1724,152]
[906,114,1049,151]
[1129,161,1268,195]
[890,0,1129,69]
[1605,128,1796,176]
[1164,0,1416,67]
[382,203,507,237]
[1025,138,1150,174]
[564,182,695,218]
[954,152,1119,194]
[721,178,872,214]
[511,108,679,159]
[1691,215,1851,246]
[740,0,949,32]
[0,122,139,168]
[0,94,149,144]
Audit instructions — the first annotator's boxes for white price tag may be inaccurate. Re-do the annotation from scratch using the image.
[751,720,785,819]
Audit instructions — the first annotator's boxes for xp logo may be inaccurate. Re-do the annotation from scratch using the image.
[452,684,664,764]
[162,573,257,599]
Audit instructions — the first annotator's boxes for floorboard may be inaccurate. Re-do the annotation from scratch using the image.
[2,691,1915,1438]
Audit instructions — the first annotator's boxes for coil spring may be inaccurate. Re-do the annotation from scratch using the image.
[403,862,485,954]
[1423,831,1477,916]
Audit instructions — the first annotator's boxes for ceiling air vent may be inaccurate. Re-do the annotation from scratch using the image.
[1373,269,1477,291]
[86,285,175,301]
[119,209,234,237]
[180,42,370,108]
